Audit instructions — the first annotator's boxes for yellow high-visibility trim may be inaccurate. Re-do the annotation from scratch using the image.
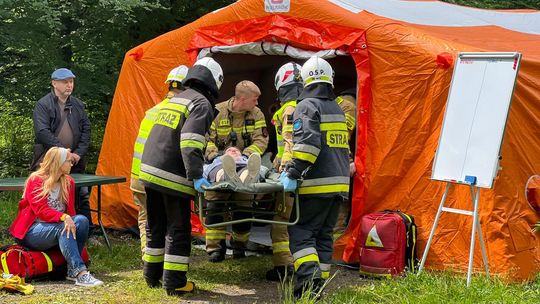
[143,254,164,263]
[304,75,331,84]
[320,122,347,131]
[326,131,349,148]
[255,120,266,128]
[161,103,189,115]
[164,262,189,272]
[206,229,226,240]
[139,171,196,196]
[155,109,181,129]
[206,142,217,149]
[294,253,319,271]
[233,232,250,243]
[281,153,292,162]
[180,139,205,150]
[272,241,290,253]
[321,271,330,279]
[282,125,293,132]
[292,151,317,164]
[299,184,349,195]
[42,252,53,272]
[246,144,263,154]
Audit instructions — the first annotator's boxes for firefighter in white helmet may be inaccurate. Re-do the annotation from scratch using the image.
[279,56,350,298]
[139,57,223,296]
[130,65,189,255]
[265,62,303,281]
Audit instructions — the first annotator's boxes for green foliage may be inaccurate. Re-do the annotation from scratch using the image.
[441,0,540,9]
[0,97,33,178]
[0,0,234,173]
[327,272,540,304]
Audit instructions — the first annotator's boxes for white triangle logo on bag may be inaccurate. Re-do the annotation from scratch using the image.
[365,225,384,247]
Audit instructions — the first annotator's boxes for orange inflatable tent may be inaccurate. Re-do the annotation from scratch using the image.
[94,0,540,280]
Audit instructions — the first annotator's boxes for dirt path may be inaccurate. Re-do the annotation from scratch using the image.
[1,254,368,304]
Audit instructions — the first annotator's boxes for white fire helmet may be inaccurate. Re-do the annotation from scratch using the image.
[194,57,224,90]
[300,56,334,87]
[274,62,302,91]
[165,65,189,84]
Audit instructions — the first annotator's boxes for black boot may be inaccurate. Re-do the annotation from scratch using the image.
[208,251,225,263]
[293,278,324,300]
[265,265,293,281]
[232,249,246,259]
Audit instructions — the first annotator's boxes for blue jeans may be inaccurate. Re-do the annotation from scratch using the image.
[21,215,89,277]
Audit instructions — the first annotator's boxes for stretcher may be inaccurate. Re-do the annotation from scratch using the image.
[195,173,300,228]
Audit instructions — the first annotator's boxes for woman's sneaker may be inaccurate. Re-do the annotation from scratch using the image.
[66,275,77,282]
[75,272,104,287]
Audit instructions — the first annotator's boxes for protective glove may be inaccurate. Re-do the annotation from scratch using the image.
[278,172,298,193]
[349,162,356,177]
[193,178,211,193]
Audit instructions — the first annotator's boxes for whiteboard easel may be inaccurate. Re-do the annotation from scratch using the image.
[418,52,522,287]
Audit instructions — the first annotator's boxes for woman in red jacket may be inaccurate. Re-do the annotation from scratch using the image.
[10,147,103,287]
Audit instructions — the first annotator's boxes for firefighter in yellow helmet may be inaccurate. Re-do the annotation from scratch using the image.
[279,56,350,299]
[333,87,357,238]
[204,80,268,263]
[130,65,189,255]
[139,57,223,296]
[265,62,303,281]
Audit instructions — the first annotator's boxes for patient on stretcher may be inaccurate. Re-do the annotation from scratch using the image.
[203,146,269,186]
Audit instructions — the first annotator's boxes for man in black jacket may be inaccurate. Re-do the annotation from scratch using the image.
[32,68,92,226]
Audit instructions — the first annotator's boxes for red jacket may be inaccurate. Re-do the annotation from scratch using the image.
[10,175,76,240]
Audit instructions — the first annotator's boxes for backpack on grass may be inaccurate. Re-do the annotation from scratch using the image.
[0,244,89,281]
[358,210,418,277]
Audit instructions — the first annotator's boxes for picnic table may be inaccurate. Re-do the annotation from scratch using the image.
[0,173,126,252]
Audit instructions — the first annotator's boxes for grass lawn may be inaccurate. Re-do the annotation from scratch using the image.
[1,193,539,303]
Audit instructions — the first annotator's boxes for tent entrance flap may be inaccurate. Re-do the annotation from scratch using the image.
[201,52,358,157]
[198,42,348,60]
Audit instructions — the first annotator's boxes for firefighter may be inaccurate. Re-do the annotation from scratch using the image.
[205,80,268,160]
[130,65,189,255]
[204,80,268,263]
[265,62,303,281]
[333,88,357,238]
[279,56,350,298]
[139,57,223,296]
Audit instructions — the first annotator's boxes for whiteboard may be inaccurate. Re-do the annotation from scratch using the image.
[432,52,521,188]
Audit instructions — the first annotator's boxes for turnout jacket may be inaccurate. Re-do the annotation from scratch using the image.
[286,84,350,198]
[140,89,214,197]
[205,98,268,161]
[130,92,174,193]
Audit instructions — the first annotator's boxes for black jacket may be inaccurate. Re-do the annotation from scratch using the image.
[32,91,91,172]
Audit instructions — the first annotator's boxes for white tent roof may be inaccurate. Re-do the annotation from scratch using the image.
[331,0,540,35]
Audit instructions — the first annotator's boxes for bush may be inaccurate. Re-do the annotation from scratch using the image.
[0,98,33,178]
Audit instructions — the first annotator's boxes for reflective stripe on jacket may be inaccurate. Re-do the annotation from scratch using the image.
[272,100,296,170]
[131,96,171,179]
[140,89,214,197]
[205,98,268,160]
[336,95,356,136]
[288,96,350,198]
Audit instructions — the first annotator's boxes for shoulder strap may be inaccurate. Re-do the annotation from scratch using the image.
[53,104,69,137]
